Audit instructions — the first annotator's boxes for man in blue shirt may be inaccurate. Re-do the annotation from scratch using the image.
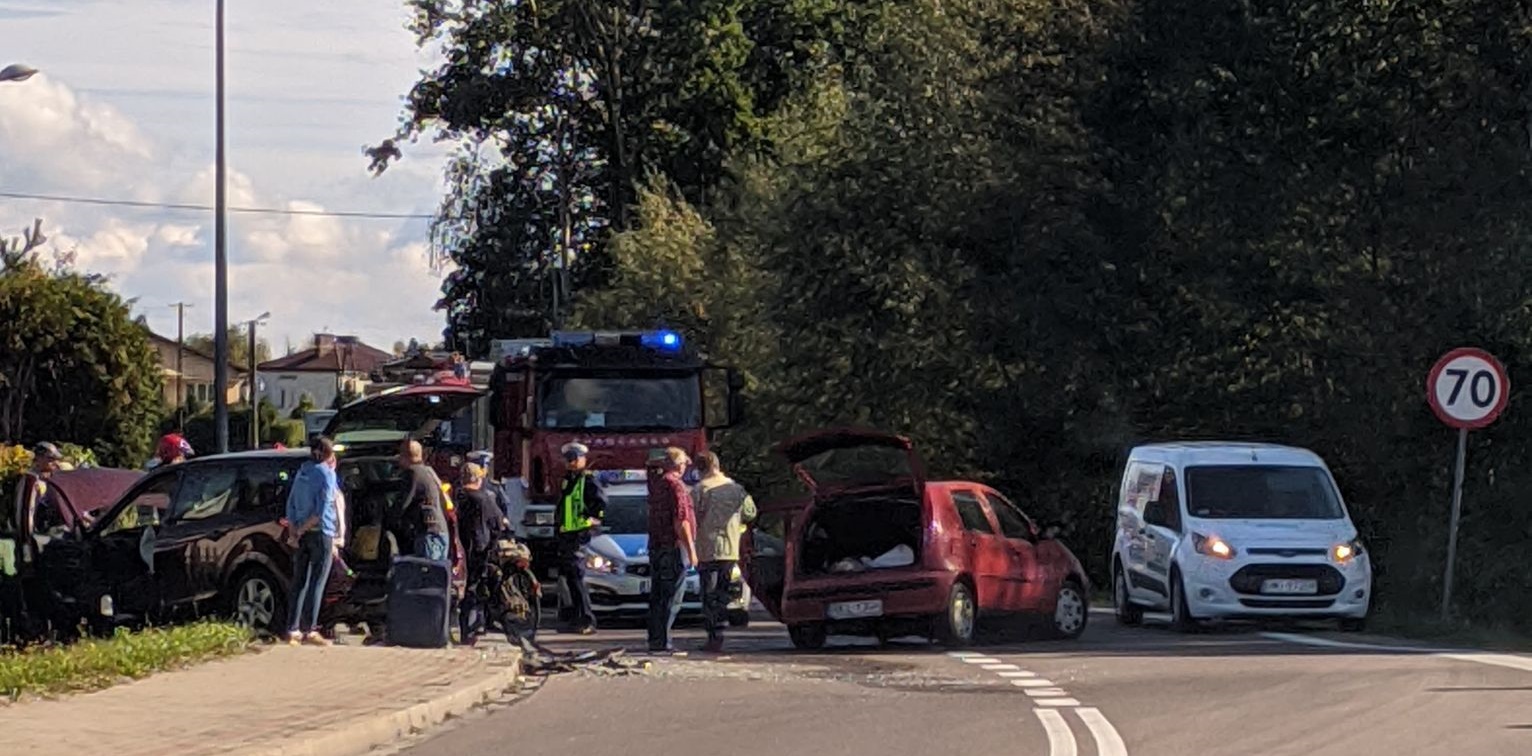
[285,436,341,646]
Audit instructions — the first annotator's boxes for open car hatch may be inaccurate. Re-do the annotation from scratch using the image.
[323,383,484,442]
[774,428,925,499]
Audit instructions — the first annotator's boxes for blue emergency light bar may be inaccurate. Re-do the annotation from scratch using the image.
[550,330,684,352]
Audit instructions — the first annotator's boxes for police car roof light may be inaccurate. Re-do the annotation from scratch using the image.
[641,330,683,351]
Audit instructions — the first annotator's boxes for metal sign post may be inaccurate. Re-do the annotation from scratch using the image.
[1426,347,1510,620]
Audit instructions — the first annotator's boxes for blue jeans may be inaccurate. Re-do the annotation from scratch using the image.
[415,532,448,562]
[647,547,687,651]
[288,531,333,635]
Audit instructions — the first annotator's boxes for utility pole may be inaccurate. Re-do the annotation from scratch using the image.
[212,0,231,454]
[244,312,269,450]
[170,302,193,429]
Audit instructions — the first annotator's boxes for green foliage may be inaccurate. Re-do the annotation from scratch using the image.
[265,419,306,449]
[289,394,317,421]
[186,329,271,369]
[569,0,1532,632]
[386,0,859,354]
[0,252,163,466]
[0,622,251,700]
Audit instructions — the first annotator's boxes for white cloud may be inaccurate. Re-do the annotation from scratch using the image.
[0,0,453,351]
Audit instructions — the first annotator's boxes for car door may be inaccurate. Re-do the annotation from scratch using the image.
[983,489,1048,612]
[156,462,244,612]
[1139,466,1183,602]
[949,489,1010,612]
[91,471,181,622]
[741,498,808,622]
[1119,461,1167,603]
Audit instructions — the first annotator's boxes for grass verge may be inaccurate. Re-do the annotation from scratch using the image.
[1,621,252,701]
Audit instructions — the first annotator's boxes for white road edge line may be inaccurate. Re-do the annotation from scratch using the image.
[982,663,1020,671]
[1076,707,1128,756]
[997,670,1037,678]
[1011,679,1054,688]
[1024,688,1069,697]
[1033,698,1082,707]
[1260,632,1532,674]
[961,657,1003,665]
[1034,709,1078,756]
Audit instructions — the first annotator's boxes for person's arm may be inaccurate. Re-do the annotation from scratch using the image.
[585,477,607,525]
[673,479,698,565]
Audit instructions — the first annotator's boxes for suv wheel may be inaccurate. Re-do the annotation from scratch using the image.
[1114,567,1144,626]
[234,567,287,636]
[935,581,978,647]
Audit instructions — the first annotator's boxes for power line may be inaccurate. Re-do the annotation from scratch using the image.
[0,190,434,220]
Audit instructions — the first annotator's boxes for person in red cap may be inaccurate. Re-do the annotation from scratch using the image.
[147,433,193,470]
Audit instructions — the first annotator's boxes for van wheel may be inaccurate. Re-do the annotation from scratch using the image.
[1049,579,1089,640]
[935,582,978,647]
[1169,570,1198,633]
[1114,568,1143,627]
[233,567,287,636]
[788,623,826,650]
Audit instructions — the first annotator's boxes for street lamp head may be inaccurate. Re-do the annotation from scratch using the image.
[256,311,271,321]
[0,64,38,83]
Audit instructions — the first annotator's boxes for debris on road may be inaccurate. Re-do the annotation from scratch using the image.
[514,636,650,677]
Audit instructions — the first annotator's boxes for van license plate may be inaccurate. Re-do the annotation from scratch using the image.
[827,599,883,620]
[1262,579,1318,595]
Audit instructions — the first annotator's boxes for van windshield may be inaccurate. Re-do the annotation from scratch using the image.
[1185,465,1345,520]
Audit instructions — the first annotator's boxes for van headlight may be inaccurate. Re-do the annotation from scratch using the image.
[1192,533,1236,560]
[584,552,618,574]
[1333,540,1364,564]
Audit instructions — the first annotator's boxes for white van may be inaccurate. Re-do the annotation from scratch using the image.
[1110,442,1371,631]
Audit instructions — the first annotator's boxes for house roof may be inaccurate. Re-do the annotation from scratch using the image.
[148,332,247,373]
[259,336,393,374]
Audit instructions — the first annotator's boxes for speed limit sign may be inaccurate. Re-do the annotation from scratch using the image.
[1427,346,1509,621]
[1427,347,1510,429]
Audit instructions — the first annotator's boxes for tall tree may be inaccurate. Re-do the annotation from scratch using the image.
[0,223,163,466]
[378,0,851,353]
[187,329,272,370]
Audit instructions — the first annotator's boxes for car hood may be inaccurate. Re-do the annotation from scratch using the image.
[774,428,925,498]
[588,533,649,562]
[1187,518,1357,547]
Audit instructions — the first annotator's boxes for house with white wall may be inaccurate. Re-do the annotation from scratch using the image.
[258,333,393,414]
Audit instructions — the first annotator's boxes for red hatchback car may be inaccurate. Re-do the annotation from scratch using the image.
[744,429,1091,649]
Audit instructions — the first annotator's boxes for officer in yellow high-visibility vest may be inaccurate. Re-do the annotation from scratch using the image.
[555,442,607,634]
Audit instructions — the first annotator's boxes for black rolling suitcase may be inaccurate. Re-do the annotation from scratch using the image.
[386,555,451,648]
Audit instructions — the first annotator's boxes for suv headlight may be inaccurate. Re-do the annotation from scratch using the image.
[1191,533,1236,560]
[1332,540,1364,564]
[584,552,618,574]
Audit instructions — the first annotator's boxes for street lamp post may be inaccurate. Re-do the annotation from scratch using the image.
[0,63,38,83]
[245,312,269,450]
[212,0,231,454]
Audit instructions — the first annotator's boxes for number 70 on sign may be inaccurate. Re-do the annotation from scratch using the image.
[1428,348,1510,430]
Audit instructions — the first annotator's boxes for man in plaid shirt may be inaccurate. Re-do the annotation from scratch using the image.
[646,447,698,653]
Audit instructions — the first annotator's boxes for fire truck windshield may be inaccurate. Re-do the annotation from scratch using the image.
[537,375,700,430]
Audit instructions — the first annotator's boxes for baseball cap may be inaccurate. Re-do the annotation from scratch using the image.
[33,442,63,461]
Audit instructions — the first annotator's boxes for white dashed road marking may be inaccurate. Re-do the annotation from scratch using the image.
[948,650,1128,755]
[1034,709,1078,756]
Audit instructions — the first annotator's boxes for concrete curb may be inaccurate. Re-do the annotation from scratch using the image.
[232,652,523,756]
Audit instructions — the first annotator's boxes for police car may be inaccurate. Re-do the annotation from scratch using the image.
[575,470,752,626]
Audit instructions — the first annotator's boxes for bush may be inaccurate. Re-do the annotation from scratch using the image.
[0,621,251,700]
[264,419,305,448]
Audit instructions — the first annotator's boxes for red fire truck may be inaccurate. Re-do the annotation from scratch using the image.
[486,330,743,578]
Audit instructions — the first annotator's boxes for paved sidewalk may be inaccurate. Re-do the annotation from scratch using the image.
[0,642,522,756]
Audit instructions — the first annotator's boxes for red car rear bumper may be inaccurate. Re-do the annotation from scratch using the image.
[780,570,956,625]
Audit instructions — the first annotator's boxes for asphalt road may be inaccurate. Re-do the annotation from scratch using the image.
[397,612,1532,756]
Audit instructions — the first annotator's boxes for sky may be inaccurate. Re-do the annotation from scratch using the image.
[0,0,454,355]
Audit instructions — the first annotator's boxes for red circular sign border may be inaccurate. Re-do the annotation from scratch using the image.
[1426,347,1510,430]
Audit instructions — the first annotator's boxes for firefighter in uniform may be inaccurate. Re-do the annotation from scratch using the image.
[555,442,606,634]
